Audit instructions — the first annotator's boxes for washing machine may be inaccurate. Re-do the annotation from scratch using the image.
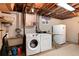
[26,33,40,55]
[39,33,52,52]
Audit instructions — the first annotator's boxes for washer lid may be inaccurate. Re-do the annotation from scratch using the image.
[28,39,39,50]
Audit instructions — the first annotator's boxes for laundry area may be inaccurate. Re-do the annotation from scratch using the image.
[0,3,79,56]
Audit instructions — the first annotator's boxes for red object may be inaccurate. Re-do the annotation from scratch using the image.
[18,48,22,56]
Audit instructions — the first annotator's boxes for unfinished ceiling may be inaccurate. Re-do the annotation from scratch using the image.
[0,3,79,19]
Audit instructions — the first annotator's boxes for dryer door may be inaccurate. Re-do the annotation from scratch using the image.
[28,39,39,50]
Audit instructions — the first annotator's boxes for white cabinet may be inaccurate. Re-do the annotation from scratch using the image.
[40,34,52,52]
[53,34,66,44]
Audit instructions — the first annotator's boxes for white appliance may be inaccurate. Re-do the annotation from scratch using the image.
[38,16,51,33]
[53,24,66,44]
[39,33,52,52]
[26,33,40,55]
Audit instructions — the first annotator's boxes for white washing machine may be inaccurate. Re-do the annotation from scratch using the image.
[39,33,52,52]
[26,33,41,55]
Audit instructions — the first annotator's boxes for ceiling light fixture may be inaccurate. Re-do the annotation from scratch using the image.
[57,3,75,11]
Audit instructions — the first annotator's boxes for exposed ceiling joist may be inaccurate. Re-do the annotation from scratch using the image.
[0,3,79,19]
[5,4,12,11]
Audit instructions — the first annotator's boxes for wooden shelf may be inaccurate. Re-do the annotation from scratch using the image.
[0,16,12,25]
[0,29,4,31]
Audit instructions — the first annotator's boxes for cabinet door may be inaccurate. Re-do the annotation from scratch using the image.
[53,34,66,44]
[40,34,52,52]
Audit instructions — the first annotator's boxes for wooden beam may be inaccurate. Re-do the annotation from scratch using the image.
[27,3,34,13]
[5,3,12,11]
[14,3,24,12]
[48,4,56,10]
[40,4,58,15]
[50,3,78,19]
[37,3,50,14]
[41,3,49,9]
[37,4,55,14]
[11,3,15,11]
[44,3,53,10]
[44,4,57,15]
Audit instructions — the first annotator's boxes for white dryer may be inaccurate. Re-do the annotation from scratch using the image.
[26,33,40,55]
[39,33,52,52]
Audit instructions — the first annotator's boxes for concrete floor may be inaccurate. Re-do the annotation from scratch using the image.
[34,44,79,56]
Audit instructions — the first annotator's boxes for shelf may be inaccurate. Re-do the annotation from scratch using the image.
[0,16,12,25]
[0,29,4,31]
